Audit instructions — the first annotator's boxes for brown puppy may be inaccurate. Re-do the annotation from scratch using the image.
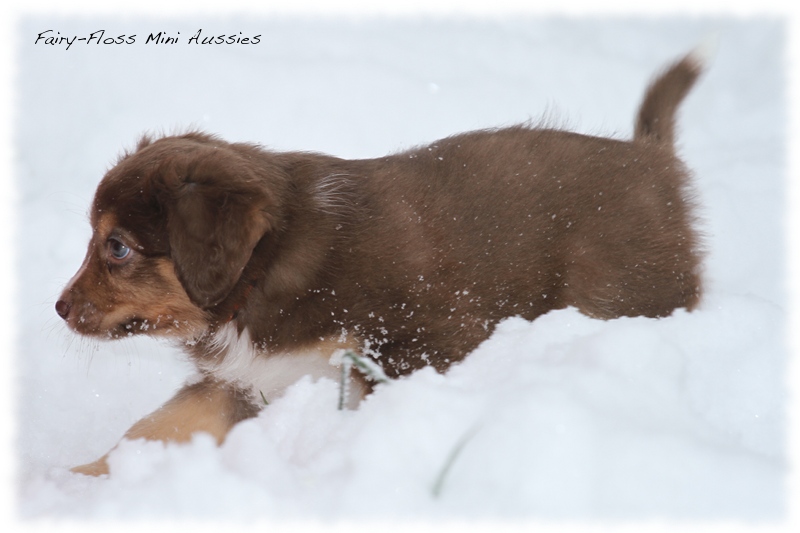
[56,52,703,476]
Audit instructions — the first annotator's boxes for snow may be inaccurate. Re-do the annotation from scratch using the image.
[11,14,789,525]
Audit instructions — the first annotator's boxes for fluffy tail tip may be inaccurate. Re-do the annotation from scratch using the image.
[686,32,719,72]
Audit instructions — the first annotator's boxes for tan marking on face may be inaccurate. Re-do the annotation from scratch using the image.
[94,212,118,240]
[100,258,209,338]
[59,211,208,339]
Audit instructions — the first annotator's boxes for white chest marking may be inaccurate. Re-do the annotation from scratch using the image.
[197,323,364,407]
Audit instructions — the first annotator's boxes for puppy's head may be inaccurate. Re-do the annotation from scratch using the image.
[56,132,283,339]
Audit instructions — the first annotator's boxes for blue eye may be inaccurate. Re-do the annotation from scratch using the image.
[108,238,131,261]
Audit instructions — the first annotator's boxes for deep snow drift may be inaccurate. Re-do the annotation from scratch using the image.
[14,17,786,521]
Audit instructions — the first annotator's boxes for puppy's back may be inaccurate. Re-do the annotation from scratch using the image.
[325,56,704,368]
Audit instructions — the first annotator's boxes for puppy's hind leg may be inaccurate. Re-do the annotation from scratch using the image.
[71,377,259,476]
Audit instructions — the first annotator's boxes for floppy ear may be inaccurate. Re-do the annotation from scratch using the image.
[167,162,275,309]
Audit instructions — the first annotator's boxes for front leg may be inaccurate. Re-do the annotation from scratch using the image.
[71,377,259,476]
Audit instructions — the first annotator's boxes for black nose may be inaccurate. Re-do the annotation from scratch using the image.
[55,299,71,319]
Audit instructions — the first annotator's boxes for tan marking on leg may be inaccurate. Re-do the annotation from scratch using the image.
[124,381,237,444]
[71,378,255,476]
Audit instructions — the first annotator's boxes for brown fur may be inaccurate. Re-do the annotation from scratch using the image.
[57,53,703,475]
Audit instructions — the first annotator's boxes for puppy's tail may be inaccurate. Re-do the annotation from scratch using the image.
[633,42,711,146]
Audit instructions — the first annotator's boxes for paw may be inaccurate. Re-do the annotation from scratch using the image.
[70,457,109,477]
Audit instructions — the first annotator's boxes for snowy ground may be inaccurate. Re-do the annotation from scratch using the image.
[11,15,788,524]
